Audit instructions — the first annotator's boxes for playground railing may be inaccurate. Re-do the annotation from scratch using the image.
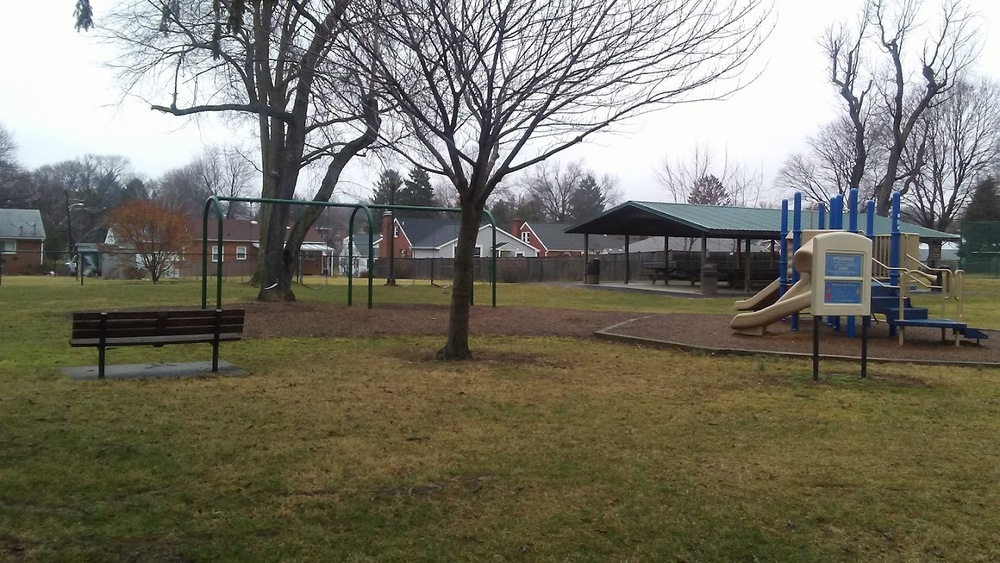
[873,255,964,325]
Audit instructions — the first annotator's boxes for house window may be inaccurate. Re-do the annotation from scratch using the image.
[394,225,400,238]
[211,245,224,262]
[0,240,15,254]
[236,246,247,261]
[302,250,317,261]
[521,231,530,243]
[473,247,482,257]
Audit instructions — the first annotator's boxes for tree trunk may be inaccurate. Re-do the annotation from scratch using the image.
[926,240,942,266]
[437,202,483,360]
[257,201,296,301]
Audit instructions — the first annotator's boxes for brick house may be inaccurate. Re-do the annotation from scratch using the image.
[0,209,47,275]
[179,219,333,277]
[510,220,618,257]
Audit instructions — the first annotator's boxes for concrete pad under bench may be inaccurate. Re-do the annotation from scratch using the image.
[62,360,247,381]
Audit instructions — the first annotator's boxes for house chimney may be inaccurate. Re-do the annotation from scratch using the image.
[511,217,525,237]
[380,211,393,258]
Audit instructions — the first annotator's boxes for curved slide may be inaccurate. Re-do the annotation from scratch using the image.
[730,275,812,335]
[735,278,780,311]
[730,239,815,336]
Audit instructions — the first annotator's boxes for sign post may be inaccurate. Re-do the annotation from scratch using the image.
[810,232,872,380]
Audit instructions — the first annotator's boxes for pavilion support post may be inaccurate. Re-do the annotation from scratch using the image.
[744,238,751,291]
[584,233,590,279]
[700,235,708,270]
[624,236,630,284]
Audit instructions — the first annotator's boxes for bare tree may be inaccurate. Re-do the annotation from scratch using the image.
[901,78,1000,248]
[197,146,255,219]
[352,0,770,359]
[825,0,980,216]
[104,200,190,283]
[101,1,379,301]
[656,145,762,206]
[520,161,586,223]
[776,115,889,204]
[0,123,30,208]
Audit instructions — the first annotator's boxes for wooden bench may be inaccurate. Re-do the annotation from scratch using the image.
[70,309,245,379]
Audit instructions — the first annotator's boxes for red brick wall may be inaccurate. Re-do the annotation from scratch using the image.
[1,240,44,275]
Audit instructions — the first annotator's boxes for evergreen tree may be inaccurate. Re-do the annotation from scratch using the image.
[963,177,1000,223]
[371,169,404,205]
[569,174,607,221]
[687,174,731,206]
[397,168,438,216]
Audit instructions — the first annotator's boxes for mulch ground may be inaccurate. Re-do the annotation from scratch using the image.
[242,302,1000,365]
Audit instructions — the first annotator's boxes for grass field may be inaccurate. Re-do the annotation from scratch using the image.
[2,276,1000,560]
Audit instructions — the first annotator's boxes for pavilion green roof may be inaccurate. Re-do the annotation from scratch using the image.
[565,201,959,241]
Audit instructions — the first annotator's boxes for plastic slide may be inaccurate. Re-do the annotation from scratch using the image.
[734,278,780,311]
[730,239,816,335]
[729,275,812,335]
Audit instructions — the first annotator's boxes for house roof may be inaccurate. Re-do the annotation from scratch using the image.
[397,217,462,248]
[565,200,959,241]
[192,218,327,243]
[524,222,620,252]
[0,209,46,240]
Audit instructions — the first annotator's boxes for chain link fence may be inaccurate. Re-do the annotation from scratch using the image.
[4,248,780,286]
[960,221,1000,276]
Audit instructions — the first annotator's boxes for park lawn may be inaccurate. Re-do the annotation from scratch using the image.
[2,276,1000,560]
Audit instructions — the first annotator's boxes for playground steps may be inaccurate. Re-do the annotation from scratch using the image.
[869,283,989,344]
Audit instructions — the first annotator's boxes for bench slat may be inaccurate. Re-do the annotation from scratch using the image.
[72,309,243,321]
[72,323,245,340]
[70,332,243,348]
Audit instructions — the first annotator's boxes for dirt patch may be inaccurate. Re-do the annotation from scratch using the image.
[242,302,636,340]
[241,302,999,365]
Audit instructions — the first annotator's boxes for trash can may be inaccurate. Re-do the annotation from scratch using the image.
[585,258,600,284]
[700,263,718,295]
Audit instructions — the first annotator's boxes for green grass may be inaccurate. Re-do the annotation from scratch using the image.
[3,276,1000,560]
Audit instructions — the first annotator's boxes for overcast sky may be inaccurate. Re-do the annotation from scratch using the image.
[2,0,999,206]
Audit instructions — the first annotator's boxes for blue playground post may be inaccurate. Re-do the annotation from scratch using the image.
[846,188,860,337]
[818,203,826,229]
[791,193,802,332]
[890,192,901,287]
[831,194,844,230]
[779,200,789,297]
[848,188,859,233]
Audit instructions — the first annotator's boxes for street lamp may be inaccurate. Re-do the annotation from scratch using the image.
[64,191,86,284]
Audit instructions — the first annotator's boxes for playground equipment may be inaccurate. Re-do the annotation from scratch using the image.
[731,189,988,345]
[199,196,500,310]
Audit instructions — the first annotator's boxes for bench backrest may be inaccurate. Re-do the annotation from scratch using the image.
[71,309,245,341]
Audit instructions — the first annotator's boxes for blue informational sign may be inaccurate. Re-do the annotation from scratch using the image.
[825,252,863,277]
[824,280,863,305]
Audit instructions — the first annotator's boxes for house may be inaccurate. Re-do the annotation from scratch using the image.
[337,232,381,276]
[179,219,334,277]
[509,220,619,257]
[0,209,47,275]
[381,214,538,258]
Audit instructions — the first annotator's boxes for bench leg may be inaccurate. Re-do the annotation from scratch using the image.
[98,312,107,379]
[212,309,221,372]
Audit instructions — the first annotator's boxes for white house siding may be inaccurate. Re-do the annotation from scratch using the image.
[415,226,537,258]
